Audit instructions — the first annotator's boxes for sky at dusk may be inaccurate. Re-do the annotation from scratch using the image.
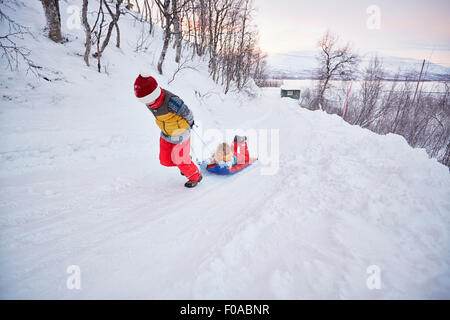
[253,0,450,66]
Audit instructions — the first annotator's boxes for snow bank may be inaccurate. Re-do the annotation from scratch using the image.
[0,1,449,299]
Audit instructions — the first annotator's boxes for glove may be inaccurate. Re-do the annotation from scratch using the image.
[218,161,227,167]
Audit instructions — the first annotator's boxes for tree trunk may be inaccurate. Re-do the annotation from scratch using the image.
[172,0,182,63]
[81,0,91,66]
[317,77,330,110]
[99,0,122,56]
[41,0,62,42]
[114,0,122,48]
[144,0,153,33]
[157,0,171,75]
[197,0,206,56]
[135,0,141,14]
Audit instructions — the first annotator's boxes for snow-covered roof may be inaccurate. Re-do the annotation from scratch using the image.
[280,85,301,91]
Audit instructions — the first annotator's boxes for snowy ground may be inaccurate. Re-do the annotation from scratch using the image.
[1,1,449,299]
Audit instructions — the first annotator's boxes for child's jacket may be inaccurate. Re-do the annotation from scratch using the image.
[147,89,193,144]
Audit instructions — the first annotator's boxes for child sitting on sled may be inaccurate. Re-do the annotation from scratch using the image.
[206,142,237,169]
[206,136,250,169]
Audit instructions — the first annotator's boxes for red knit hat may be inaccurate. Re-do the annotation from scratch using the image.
[134,70,162,104]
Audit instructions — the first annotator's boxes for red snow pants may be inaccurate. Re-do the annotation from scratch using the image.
[231,140,250,164]
[159,137,201,182]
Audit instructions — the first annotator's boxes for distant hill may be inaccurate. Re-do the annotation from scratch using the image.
[266,50,450,81]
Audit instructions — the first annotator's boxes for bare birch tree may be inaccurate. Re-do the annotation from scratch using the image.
[155,0,171,74]
[82,0,91,66]
[0,6,40,75]
[315,31,360,110]
[41,0,62,42]
[354,55,384,127]
[99,0,123,56]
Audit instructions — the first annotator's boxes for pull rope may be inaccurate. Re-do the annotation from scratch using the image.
[190,142,200,164]
[191,126,215,155]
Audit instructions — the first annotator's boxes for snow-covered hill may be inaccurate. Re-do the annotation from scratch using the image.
[0,1,449,299]
[266,50,450,80]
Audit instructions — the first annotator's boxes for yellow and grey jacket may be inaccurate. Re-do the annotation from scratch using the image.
[147,89,193,144]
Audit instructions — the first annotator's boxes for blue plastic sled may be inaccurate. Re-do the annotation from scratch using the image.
[205,158,258,175]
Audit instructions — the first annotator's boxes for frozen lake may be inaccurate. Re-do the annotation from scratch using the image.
[269,79,448,94]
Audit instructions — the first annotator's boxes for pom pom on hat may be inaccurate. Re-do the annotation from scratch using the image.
[140,69,152,78]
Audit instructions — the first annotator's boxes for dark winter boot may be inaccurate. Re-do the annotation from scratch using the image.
[184,175,202,188]
[233,135,247,143]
